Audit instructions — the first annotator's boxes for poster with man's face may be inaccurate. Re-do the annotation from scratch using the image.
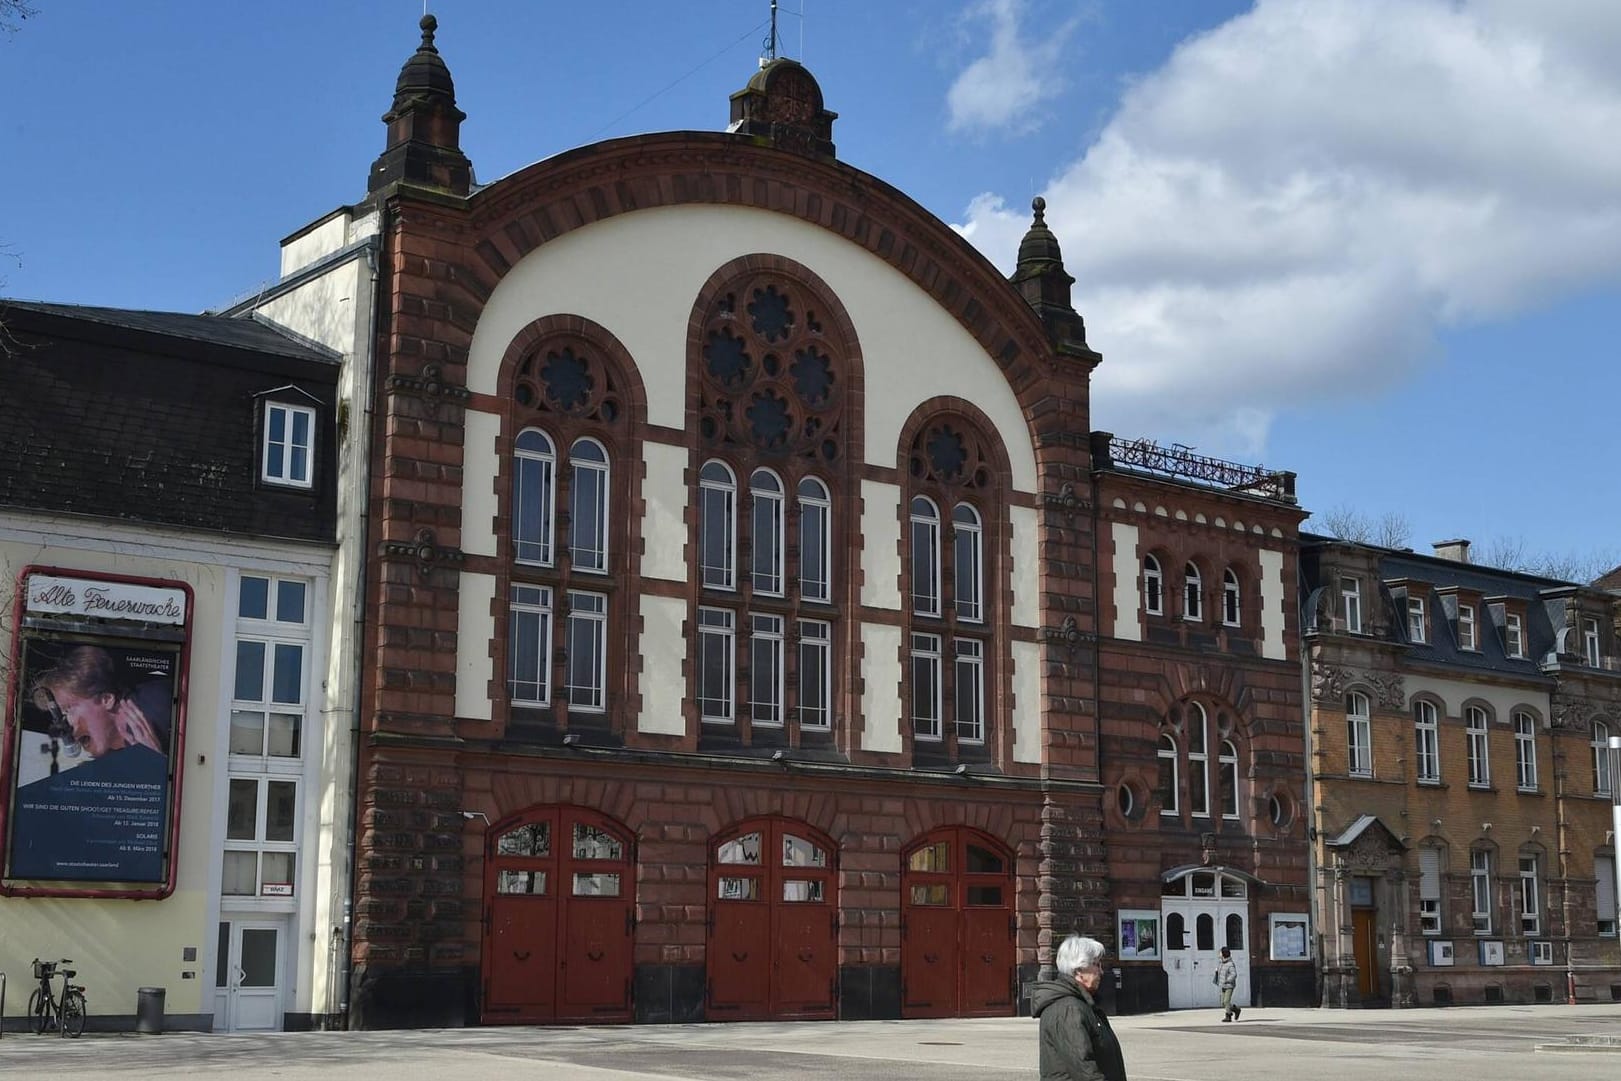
[7,637,178,883]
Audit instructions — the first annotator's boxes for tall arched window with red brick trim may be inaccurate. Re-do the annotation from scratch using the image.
[689,268,855,749]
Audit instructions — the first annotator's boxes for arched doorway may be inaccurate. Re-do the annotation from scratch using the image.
[706,817,837,1020]
[1162,867,1251,1010]
[480,805,634,1024]
[901,827,1016,1018]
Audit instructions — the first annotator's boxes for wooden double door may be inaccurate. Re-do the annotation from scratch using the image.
[901,827,1016,1017]
[481,805,634,1024]
[706,817,838,1020]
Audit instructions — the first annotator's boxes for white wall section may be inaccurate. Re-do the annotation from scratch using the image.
[860,622,903,754]
[1258,548,1285,660]
[455,571,496,721]
[461,410,501,559]
[638,594,689,735]
[1111,522,1141,643]
[1012,639,1042,764]
[640,441,690,583]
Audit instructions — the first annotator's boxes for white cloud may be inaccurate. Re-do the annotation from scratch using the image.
[946,0,1077,135]
[952,0,1621,456]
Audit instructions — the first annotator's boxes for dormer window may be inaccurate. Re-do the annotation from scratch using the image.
[262,401,315,489]
[1407,596,1426,644]
[1584,618,1601,667]
[1505,613,1524,659]
[1457,603,1477,651]
[1339,577,1362,634]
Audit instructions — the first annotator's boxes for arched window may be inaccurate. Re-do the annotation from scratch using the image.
[1158,733,1180,815]
[1466,705,1490,787]
[1184,562,1203,622]
[1187,702,1210,816]
[798,477,831,603]
[699,461,737,590]
[1144,554,1163,616]
[1219,738,1239,819]
[1514,711,1538,791]
[910,496,941,616]
[953,503,983,623]
[569,438,609,573]
[1346,692,1372,776]
[750,468,785,596]
[1222,568,1241,627]
[514,429,556,565]
[1596,720,1614,796]
[1225,913,1245,950]
[1414,700,1440,782]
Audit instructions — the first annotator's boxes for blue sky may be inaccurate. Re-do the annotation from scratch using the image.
[3,1,1617,574]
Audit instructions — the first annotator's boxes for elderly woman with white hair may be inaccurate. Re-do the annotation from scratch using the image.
[1029,934,1128,1081]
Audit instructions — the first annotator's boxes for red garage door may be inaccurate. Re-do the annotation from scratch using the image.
[481,806,633,1024]
[707,817,837,1020]
[902,827,1015,1018]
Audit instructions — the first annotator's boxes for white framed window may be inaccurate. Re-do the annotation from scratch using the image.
[910,497,941,617]
[230,575,310,759]
[1514,711,1538,790]
[1458,603,1477,651]
[1466,705,1490,787]
[750,469,785,596]
[1222,568,1241,627]
[1340,576,1362,633]
[513,428,556,565]
[749,614,784,726]
[1187,703,1210,817]
[910,632,942,739]
[1531,940,1554,965]
[1595,720,1614,796]
[1407,596,1426,643]
[1158,733,1179,815]
[699,461,737,590]
[1505,612,1524,658]
[698,607,735,723]
[1471,849,1493,934]
[223,776,298,898]
[1183,563,1203,622]
[1269,913,1310,961]
[1346,692,1372,777]
[1584,617,1602,667]
[508,584,554,705]
[952,503,983,623]
[1144,554,1163,616]
[798,477,831,603]
[953,638,984,743]
[1519,855,1541,936]
[1415,700,1440,782]
[797,619,830,729]
[568,438,610,573]
[564,591,607,711]
[1418,846,1443,935]
[262,401,315,488]
[1219,739,1239,819]
[1597,854,1618,937]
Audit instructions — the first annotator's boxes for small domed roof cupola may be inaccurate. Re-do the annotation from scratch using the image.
[1010,197,1098,363]
[368,15,473,197]
[728,58,838,158]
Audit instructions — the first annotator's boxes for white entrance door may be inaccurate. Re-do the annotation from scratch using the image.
[214,920,284,1032]
[1162,870,1251,1010]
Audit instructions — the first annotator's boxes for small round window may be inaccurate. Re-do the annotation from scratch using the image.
[1268,792,1293,828]
[1116,781,1146,822]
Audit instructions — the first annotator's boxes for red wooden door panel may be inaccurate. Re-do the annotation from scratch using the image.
[902,828,1014,1019]
[774,875,835,1016]
[962,907,1013,1013]
[487,892,556,1016]
[708,872,770,1015]
[901,904,958,1015]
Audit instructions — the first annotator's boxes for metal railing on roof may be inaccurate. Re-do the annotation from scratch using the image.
[1095,433,1296,504]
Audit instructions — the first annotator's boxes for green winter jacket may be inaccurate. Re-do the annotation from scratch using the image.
[1030,978,1128,1081]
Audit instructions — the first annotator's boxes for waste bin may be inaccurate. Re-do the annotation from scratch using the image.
[136,986,166,1034]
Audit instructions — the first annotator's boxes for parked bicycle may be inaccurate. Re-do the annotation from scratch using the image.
[29,959,86,1037]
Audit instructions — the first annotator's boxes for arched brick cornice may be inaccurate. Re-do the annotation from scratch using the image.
[397,132,1068,410]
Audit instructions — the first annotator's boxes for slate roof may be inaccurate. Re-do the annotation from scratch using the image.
[0,300,340,544]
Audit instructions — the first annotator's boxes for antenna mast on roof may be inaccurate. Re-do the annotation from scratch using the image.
[764,0,778,62]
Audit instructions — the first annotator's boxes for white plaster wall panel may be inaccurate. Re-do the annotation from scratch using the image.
[1111,522,1142,643]
[1259,548,1285,660]
[257,260,365,356]
[455,571,497,721]
[1012,638,1043,764]
[860,479,902,610]
[861,622,903,754]
[638,594,689,735]
[465,205,1037,491]
[641,441,690,582]
[1009,504,1039,629]
[1402,674,1551,723]
[279,212,351,276]
[461,409,501,558]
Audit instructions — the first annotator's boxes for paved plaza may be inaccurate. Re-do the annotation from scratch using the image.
[1,1004,1618,1080]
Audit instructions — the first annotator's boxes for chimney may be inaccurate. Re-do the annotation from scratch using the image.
[1432,539,1471,563]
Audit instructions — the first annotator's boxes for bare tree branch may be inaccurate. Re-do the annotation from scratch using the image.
[0,1,36,35]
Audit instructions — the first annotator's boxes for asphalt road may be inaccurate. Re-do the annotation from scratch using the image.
[1,1004,1618,1080]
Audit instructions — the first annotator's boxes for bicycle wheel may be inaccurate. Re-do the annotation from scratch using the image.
[61,990,86,1038]
[28,988,49,1034]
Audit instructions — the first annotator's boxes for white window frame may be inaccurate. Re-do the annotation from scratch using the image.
[749,613,785,726]
[1418,847,1442,935]
[953,637,984,743]
[1471,849,1494,935]
[568,437,610,574]
[513,428,556,566]
[1584,618,1602,667]
[698,461,737,591]
[1458,603,1477,651]
[1346,692,1372,777]
[1183,563,1203,622]
[564,591,607,711]
[508,584,554,705]
[1268,913,1311,961]
[1518,855,1541,936]
[1158,733,1179,816]
[222,775,300,900]
[952,503,984,623]
[1415,700,1440,783]
[1505,612,1524,659]
[1407,596,1426,644]
[1514,711,1538,791]
[1222,568,1240,627]
[1340,576,1362,633]
[230,575,311,761]
[697,606,735,723]
[1219,739,1239,819]
[1466,705,1490,788]
[261,401,315,489]
[1596,854,1618,937]
[797,619,831,729]
[1144,554,1163,616]
[910,497,941,617]
[798,477,831,603]
[750,468,785,597]
[1187,702,1210,817]
[910,632,942,740]
[1596,721,1614,796]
